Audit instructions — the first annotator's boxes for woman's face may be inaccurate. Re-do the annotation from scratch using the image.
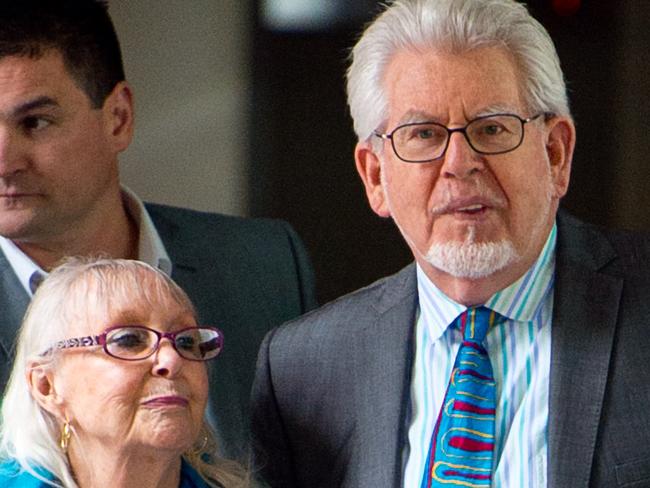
[50,280,209,457]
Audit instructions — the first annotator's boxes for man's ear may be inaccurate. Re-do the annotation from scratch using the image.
[26,361,65,419]
[545,115,575,199]
[355,142,391,217]
[102,80,134,153]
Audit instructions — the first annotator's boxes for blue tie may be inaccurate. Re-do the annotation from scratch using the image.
[421,307,497,487]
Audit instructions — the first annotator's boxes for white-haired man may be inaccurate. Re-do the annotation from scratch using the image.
[251,0,650,486]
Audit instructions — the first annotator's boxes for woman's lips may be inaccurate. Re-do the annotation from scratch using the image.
[142,396,189,407]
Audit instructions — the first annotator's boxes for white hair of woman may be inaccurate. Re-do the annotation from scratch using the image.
[347,0,571,143]
[0,257,247,488]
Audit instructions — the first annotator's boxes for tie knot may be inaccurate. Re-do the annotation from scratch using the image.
[457,306,495,343]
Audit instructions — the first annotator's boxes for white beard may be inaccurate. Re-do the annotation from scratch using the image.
[424,236,520,279]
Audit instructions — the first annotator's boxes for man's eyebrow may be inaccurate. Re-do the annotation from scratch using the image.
[397,110,438,126]
[11,96,60,117]
[473,104,520,117]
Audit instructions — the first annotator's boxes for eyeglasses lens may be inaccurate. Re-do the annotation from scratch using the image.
[466,115,523,153]
[105,327,154,360]
[105,327,223,361]
[175,328,223,360]
[392,114,524,162]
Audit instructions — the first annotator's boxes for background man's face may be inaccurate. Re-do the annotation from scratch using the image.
[362,46,572,282]
[0,50,122,244]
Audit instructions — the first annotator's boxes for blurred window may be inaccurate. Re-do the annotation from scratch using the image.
[261,0,378,31]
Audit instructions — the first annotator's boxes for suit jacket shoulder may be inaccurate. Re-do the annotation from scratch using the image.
[146,202,317,325]
[252,264,418,487]
[556,210,650,273]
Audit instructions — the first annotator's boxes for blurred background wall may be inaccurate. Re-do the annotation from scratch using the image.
[110,0,251,216]
[110,0,650,304]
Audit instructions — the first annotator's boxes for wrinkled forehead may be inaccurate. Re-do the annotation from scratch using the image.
[62,269,196,336]
[382,46,525,124]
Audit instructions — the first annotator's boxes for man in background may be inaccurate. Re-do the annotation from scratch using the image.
[0,0,316,457]
[251,0,650,486]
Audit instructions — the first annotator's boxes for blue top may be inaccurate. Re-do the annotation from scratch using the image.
[0,458,216,487]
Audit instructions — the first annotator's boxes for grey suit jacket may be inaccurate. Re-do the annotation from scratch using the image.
[251,212,650,487]
[0,203,317,459]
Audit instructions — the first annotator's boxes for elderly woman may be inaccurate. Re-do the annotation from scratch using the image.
[0,258,247,487]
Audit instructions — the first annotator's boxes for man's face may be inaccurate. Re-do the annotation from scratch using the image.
[0,50,131,245]
[356,47,574,291]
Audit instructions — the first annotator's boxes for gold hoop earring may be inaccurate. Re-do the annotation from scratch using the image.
[191,433,208,455]
[60,420,71,452]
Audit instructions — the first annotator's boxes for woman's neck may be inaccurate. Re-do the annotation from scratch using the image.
[68,444,183,488]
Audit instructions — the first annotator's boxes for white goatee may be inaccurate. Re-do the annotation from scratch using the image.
[424,227,520,278]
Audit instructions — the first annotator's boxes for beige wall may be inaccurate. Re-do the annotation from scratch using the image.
[109,1,250,216]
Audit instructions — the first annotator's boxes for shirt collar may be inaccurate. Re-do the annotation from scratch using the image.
[0,237,45,296]
[0,186,172,297]
[485,223,556,322]
[120,186,172,276]
[416,222,557,342]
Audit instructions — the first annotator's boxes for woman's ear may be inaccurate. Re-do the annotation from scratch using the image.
[544,115,575,199]
[355,141,391,217]
[26,361,65,419]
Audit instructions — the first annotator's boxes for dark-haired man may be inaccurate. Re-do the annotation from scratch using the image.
[0,0,316,456]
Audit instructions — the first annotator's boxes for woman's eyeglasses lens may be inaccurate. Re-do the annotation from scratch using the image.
[104,326,222,361]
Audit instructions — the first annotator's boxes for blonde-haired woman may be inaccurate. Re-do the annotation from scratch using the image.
[0,258,248,487]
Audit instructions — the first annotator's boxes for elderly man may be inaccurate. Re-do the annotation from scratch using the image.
[251,0,650,486]
[0,0,316,457]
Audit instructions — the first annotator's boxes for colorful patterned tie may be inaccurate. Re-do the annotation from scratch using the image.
[421,307,498,488]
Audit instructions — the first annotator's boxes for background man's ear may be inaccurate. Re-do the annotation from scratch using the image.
[355,142,391,217]
[545,115,576,199]
[102,80,135,153]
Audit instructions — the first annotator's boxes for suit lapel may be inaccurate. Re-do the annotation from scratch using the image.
[354,265,418,486]
[0,251,30,362]
[548,214,622,487]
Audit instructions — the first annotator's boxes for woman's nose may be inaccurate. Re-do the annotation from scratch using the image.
[151,339,183,377]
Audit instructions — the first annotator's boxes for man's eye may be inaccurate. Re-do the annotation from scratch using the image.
[401,126,445,144]
[481,124,504,136]
[22,116,52,132]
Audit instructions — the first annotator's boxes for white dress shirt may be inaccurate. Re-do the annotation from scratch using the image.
[403,225,556,488]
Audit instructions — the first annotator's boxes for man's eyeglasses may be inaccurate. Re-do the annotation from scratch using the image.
[46,325,224,361]
[374,113,547,163]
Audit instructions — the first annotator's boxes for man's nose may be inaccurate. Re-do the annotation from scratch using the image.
[0,128,26,177]
[439,130,484,179]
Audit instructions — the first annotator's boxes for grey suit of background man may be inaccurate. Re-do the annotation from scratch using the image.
[0,0,316,458]
[251,0,650,487]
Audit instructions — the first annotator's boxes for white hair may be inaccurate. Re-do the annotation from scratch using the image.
[0,257,247,488]
[347,0,570,141]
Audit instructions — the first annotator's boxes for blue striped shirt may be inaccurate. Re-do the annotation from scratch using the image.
[403,224,556,487]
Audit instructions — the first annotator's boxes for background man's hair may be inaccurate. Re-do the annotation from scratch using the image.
[0,0,125,108]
